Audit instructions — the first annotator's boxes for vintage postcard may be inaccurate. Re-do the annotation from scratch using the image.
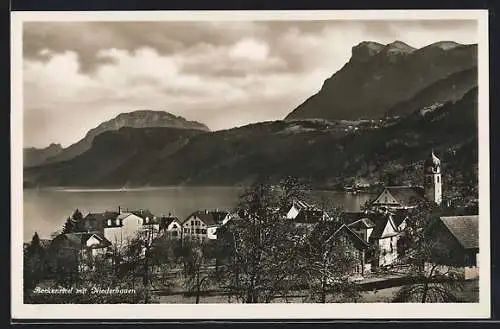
[11,10,490,320]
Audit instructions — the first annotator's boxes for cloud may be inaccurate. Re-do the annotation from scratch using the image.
[22,20,478,148]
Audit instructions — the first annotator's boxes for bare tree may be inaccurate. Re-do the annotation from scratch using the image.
[216,177,305,303]
[393,239,465,303]
[298,219,360,303]
[394,201,465,302]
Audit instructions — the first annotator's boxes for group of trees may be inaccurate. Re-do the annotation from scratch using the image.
[212,177,364,303]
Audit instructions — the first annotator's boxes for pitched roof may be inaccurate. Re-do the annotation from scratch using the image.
[85,211,121,228]
[439,216,479,249]
[131,209,156,221]
[87,233,112,249]
[347,217,376,230]
[159,216,181,230]
[294,209,326,223]
[57,233,89,249]
[56,232,111,250]
[375,186,425,207]
[328,224,371,249]
[186,210,229,226]
[391,212,408,228]
[280,198,315,215]
[368,213,399,239]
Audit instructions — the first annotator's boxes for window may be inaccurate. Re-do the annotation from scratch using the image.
[201,229,207,234]
[171,231,178,237]
[191,221,194,226]
[195,229,201,234]
[184,228,189,233]
[437,176,440,183]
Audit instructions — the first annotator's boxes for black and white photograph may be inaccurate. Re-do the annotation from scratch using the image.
[11,10,490,319]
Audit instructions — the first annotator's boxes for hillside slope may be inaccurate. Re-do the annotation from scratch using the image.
[24,110,210,168]
[24,89,478,195]
[23,143,63,168]
[285,41,477,121]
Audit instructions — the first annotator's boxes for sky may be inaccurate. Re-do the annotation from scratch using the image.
[22,19,478,148]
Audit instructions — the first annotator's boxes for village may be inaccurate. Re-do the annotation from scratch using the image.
[23,150,479,303]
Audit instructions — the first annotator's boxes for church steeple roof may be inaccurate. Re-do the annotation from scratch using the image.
[424,149,441,173]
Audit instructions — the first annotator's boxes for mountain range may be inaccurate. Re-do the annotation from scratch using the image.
[23,40,479,195]
[24,88,478,193]
[285,41,477,121]
[23,110,209,167]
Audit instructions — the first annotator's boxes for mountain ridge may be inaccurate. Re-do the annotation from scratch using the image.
[24,110,209,168]
[24,89,477,197]
[285,40,477,121]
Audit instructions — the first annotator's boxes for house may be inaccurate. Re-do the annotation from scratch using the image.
[346,213,401,268]
[367,213,401,268]
[103,208,160,247]
[347,217,376,242]
[284,199,313,219]
[158,214,183,238]
[50,232,112,272]
[371,151,444,210]
[82,211,120,234]
[391,210,409,231]
[425,215,479,278]
[371,186,426,210]
[182,210,231,240]
[327,224,372,276]
[344,209,405,269]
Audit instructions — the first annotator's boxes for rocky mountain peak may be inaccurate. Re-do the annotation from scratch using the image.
[351,41,385,62]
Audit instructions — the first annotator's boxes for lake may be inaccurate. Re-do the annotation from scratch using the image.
[22,187,373,241]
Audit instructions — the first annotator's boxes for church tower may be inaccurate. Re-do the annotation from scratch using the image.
[424,150,442,206]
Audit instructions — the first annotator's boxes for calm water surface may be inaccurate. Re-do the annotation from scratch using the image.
[23,187,373,241]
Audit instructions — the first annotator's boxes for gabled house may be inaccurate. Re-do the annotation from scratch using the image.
[392,210,409,231]
[82,211,120,234]
[371,186,426,210]
[425,215,479,270]
[50,232,112,272]
[347,217,376,242]
[158,214,183,238]
[368,214,401,268]
[284,199,313,219]
[182,210,231,240]
[103,208,160,247]
[326,224,372,276]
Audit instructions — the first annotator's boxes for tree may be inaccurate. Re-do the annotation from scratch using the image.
[24,232,47,299]
[393,238,465,303]
[394,201,465,303]
[70,209,84,232]
[61,216,75,234]
[122,223,162,303]
[216,177,305,303]
[298,216,360,303]
[177,240,214,304]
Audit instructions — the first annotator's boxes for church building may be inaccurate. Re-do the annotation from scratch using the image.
[371,150,443,210]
